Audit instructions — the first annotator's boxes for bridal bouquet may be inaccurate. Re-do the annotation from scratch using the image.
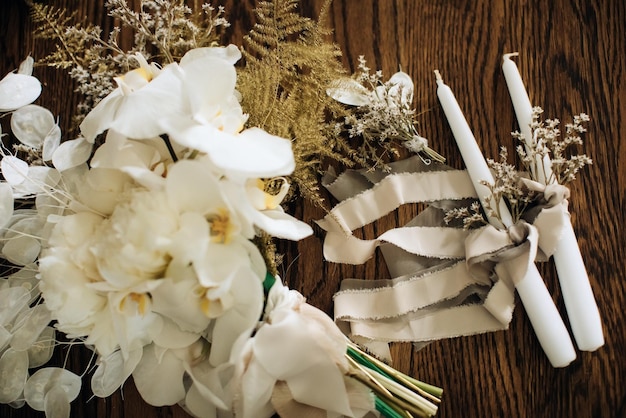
[0,1,442,417]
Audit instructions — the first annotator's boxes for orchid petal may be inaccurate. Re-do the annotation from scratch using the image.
[11,104,56,149]
[52,137,93,171]
[152,318,200,350]
[151,277,210,333]
[165,160,223,213]
[182,56,238,121]
[24,368,81,411]
[209,268,263,366]
[180,45,242,67]
[252,311,352,416]
[103,66,185,140]
[184,361,234,411]
[175,126,295,178]
[183,384,219,418]
[250,208,313,240]
[79,92,123,142]
[0,73,42,112]
[133,344,186,406]
[0,349,29,403]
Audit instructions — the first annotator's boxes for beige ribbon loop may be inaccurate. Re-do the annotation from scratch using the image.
[319,159,520,354]
[465,221,539,286]
[519,177,570,257]
[520,177,570,206]
[317,169,477,264]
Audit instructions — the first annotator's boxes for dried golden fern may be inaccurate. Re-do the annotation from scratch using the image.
[237,0,361,208]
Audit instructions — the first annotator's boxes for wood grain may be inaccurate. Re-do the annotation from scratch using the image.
[1,0,624,417]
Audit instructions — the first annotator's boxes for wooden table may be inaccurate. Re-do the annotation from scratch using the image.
[1,0,624,417]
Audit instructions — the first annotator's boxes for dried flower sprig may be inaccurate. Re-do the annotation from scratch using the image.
[330,56,445,171]
[481,147,537,224]
[443,201,486,230]
[446,108,591,229]
[30,1,229,125]
[513,107,592,185]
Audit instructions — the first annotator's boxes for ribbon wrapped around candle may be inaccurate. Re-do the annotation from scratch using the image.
[502,53,604,352]
[317,157,518,361]
[435,70,576,367]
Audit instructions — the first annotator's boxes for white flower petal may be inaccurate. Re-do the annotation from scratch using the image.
[184,360,234,412]
[0,349,29,403]
[152,318,200,350]
[24,368,81,411]
[0,72,42,112]
[180,45,242,67]
[52,137,93,171]
[182,56,238,121]
[166,159,223,213]
[183,383,219,418]
[133,344,186,406]
[115,78,186,139]
[209,267,263,366]
[176,126,295,179]
[79,92,123,142]
[10,104,56,149]
[151,277,210,333]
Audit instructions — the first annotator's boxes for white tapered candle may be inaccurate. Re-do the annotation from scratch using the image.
[502,53,604,351]
[435,70,576,367]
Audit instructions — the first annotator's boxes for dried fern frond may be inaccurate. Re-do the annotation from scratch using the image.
[238,0,358,208]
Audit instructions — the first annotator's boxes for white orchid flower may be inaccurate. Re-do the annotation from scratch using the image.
[230,279,372,418]
[79,45,242,143]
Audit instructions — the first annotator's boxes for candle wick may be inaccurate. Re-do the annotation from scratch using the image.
[434,69,443,83]
[503,52,520,61]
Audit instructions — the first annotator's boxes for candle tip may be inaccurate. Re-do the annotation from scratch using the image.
[503,52,520,62]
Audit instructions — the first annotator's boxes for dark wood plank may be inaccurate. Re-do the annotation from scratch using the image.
[0,0,624,417]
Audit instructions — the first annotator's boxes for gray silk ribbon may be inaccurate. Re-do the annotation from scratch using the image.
[319,157,567,360]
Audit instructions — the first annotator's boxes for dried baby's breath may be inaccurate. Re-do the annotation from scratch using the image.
[514,107,592,185]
